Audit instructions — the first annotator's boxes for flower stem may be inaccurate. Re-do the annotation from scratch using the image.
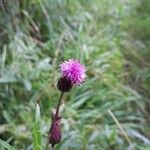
[55,92,64,118]
[46,92,64,149]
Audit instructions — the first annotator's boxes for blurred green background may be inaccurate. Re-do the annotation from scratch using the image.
[0,0,150,150]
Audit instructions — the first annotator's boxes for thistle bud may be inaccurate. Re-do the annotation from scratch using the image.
[49,114,62,148]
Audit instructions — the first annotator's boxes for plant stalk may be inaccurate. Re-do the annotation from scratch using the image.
[55,92,64,118]
[46,92,64,149]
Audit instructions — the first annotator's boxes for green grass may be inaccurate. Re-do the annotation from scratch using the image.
[0,0,150,150]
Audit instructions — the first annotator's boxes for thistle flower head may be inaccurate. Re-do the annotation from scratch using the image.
[60,59,86,85]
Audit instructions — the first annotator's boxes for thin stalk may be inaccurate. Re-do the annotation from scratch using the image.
[46,92,64,149]
[107,109,135,150]
[55,92,64,118]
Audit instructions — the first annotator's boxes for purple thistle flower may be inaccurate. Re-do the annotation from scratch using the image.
[47,59,86,148]
[60,59,86,85]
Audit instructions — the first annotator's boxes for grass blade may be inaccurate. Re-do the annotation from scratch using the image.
[33,102,42,150]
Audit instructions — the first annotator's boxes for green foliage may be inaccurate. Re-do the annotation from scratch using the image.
[33,103,42,150]
[0,0,149,150]
[0,139,16,150]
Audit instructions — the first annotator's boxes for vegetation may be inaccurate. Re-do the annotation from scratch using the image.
[0,0,149,149]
